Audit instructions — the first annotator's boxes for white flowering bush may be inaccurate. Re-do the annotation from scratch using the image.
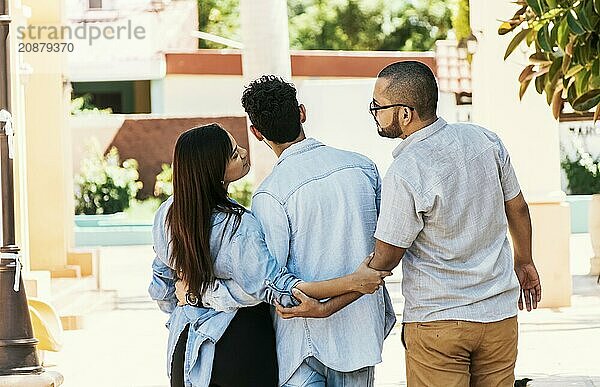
[561,139,600,194]
[75,143,142,215]
[154,163,173,202]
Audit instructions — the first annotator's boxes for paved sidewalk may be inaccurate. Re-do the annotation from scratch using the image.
[45,234,600,386]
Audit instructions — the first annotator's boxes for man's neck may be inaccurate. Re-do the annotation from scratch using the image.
[270,131,307,158]
[404,116,439,138]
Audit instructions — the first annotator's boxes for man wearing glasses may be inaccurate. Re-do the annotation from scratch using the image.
[367,61,542,386]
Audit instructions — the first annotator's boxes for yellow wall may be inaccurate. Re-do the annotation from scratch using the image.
[17,0,72,272]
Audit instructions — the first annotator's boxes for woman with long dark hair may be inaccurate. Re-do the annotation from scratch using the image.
[149,124,388,387]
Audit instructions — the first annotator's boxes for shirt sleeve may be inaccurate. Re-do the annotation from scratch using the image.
[497,139,521,201]
[251,192,290,268]
[374,170,425,248]
[201,279,261,312]
[148,255,178,314]
[148,204,178,314]
[226,229,301,308]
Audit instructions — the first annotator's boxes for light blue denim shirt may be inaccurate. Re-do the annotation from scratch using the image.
[375,118,521,323]
[251,138,396,384]
[148,197,301,387]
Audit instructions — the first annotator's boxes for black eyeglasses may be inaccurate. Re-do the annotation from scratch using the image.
[369,100,415,116]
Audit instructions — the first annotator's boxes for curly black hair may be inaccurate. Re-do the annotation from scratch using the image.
[241,75,302,144]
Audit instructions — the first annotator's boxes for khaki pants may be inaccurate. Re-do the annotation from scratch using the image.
[403,316,518,387]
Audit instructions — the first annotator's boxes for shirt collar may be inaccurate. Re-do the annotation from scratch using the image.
[392,117,447,159]
[276,138,324,166]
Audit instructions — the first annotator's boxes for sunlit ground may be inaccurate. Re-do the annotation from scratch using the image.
[45,234,600,387]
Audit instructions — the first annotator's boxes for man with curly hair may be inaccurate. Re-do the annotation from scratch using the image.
[241,75,396,387]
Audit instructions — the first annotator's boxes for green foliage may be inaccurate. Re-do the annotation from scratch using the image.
[70,94,112,115]
[561,148,600,194]
[154,163,174,202]
[197,0,453,52]
[228,178,254,208]
[288,0,453,51]
[452,0,471,42]
[152,163,254,208]
[500,0,600,120]
[124,198,163,222]
[197,0,240,49]
[75,143,142,215]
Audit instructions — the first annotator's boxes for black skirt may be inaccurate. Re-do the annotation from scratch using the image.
[171,303,279,387]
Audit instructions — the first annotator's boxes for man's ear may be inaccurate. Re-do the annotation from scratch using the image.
[299,104,307,124]
[249,125,264,141]
[402,107,414,125]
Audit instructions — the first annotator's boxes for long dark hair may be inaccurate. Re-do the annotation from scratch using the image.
[166,124,245,295]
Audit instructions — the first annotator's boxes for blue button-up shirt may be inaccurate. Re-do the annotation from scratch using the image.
[251,138,396,384]
[374,118,521,323]
[148,197,301,387]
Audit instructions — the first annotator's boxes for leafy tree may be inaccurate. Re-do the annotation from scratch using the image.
[197,0,240,49]
[500,0,600,121]
[452,0,471,43]
[197,0,454,51]
[288,0,453,51]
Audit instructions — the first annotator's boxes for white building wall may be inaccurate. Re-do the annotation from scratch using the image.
[154,74,460,175]
[470,0,563,202]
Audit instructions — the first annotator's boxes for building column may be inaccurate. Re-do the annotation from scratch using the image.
[18,0,75,276]
[470,0,571,307]
[239,0,291,184]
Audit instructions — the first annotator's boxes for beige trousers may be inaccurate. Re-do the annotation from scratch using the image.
[403,316,518,387]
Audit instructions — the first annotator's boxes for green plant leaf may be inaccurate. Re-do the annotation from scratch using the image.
[572,89,600,111]
[567,81,578,103]
[537,24,552,51]
[567,10,586,35]
[595,0,600,15]
[557,16,570,49]
[535,73,547,94]
[565,64,584,78]
[545,73,559,105]
[526,0,543,16]
[593,60,600,78]
[578,4,595,32]
[576,70,591,94]
[504,28,532,60]
[548,56,563,81]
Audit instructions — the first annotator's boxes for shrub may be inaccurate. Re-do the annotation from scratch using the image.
[154,163,173,202]
[153,164,254,207]
[561,142,600,194]
[75,143,142,215]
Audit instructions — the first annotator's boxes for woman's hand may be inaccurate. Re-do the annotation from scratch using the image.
[275,288,329,319]
[175,278,188,306]
[351,255,392,294]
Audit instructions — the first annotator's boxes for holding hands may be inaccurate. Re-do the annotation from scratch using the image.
[350,254,392,294]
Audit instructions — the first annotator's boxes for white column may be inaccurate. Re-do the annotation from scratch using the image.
[470,0,571,307]
[239,0,291,184]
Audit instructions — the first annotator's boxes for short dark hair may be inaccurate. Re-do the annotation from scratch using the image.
[241,75,302,144]
[377,61,438,120]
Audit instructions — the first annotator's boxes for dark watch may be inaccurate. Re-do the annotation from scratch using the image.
[185,291,201,307]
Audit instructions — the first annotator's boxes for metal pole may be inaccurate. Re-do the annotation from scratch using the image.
[0,0,43,375]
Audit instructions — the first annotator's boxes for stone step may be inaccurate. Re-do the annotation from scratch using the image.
[50,277,117,330]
